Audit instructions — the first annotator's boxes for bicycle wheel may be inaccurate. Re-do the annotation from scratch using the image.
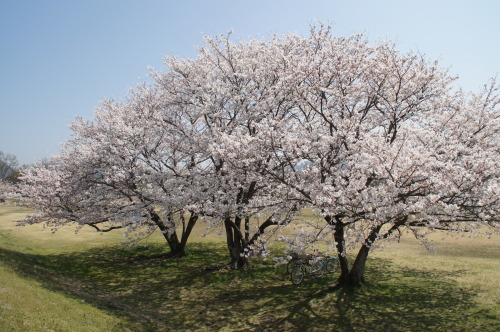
[325,257,339,273]
[311,260,324,278]
[291,264,305,285]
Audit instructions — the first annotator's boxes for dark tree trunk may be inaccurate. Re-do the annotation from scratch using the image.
[224,217,247,269]
[331,217,351,284]
[326,215,381,286]
[150,210,185,258]
[180,212,198,248]
[325,215,410,287]
[348,224,382,285]
[325,215,350,283]
[221,182,258,269]
[350,218,412,286]
[348,245,370,285]
[224,214,278,269]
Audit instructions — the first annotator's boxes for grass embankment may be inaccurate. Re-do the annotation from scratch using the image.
[0,204,498,331]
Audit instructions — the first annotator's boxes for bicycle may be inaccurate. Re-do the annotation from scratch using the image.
[286,253,339,276]
[322,255,340,273]
[290,254,325,285]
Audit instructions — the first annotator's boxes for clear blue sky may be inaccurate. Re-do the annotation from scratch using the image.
[1,0,498,165]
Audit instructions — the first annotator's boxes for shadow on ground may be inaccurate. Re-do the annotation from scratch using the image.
[0,243,497,331]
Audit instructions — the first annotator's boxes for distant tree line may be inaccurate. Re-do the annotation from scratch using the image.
[0,151,20,182]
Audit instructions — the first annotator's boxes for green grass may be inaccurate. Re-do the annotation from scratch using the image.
[1,203,499,331]
[0,264,136,332]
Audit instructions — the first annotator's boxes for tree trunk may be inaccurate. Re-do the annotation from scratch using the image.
[333,219,351,284]
[220,183,258,269]
[224,217,247,269]
[164,229,185,258]
[344,224,382,286]
[326,215,351,284]
[348,245,370,285]
[150,210,185,258]
[326,217,407,287]
[180,212,198,248]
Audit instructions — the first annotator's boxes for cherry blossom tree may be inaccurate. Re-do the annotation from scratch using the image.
[17,24,498,280]
[150,33,304,268]
[18,84,205,257]
[259,26,499,285]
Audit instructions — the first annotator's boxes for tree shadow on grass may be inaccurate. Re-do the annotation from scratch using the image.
[0,243,229,330]
[254,262,498,332]
[0,244,497,331]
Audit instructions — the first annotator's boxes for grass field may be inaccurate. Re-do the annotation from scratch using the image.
[0,203,499,331]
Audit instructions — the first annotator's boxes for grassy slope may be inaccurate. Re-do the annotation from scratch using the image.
[0,205,142,332]
[0,204,498,331]
[0,264,135,332]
